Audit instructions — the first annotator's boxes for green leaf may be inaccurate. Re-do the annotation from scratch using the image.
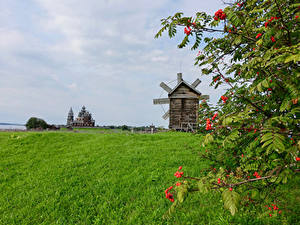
[262,139,273,149]
[178,35,190,48]
[280,98,291,112]
[197,181,209,193]
[222,117,233,126]
[284,54,300,63]
[222,189,240,216]
[261,133,273,143]
[203,133,214,146]
[262,79,269,88]
[177,184,188,203]
[251,189,259,200]
[223,129,239,146]
[155,24,169,39]
[257,82,263,92]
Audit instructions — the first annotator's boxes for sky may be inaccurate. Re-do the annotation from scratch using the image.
[0,0,229,127]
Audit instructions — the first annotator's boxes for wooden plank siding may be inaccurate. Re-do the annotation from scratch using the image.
[168,83,200,130]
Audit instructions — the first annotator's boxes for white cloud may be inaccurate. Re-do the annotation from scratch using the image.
[0,29,24,51]
[0,0,227,126]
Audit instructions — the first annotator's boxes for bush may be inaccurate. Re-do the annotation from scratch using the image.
[121,125,129,131]
[156,0,299,221]
[25,117,49,130]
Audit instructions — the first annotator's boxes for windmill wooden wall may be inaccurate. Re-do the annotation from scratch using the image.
[153,73,209,132]
[169,83,200,130]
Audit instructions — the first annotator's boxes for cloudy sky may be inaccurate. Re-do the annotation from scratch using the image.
[0,0,228,127]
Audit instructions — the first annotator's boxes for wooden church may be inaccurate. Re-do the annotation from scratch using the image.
[153,73,209,131]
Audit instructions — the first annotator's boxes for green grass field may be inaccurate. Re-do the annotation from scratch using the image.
[0,131,299,224]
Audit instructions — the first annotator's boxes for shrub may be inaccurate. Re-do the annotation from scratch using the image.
[156,0,299,220]
[25,117,49,130]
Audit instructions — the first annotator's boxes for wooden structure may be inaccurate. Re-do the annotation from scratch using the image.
[66,106,95,127]
[153,73,209,132]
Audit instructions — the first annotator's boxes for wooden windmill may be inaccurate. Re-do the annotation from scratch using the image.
[153,73,209,131]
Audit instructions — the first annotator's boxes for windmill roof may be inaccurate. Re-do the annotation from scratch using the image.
[169,80,202,96]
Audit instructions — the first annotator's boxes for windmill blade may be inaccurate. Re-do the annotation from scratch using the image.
[191,78,201,88]
[162,110,169,120]
[199,95,209,100]
[160,82,172,93]
[153,98,170,105]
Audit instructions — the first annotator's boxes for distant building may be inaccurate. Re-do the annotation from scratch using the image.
[67,108,74,126]
[66,106,95,127]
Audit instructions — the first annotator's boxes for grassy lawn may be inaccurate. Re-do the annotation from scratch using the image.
[0,131,299,224]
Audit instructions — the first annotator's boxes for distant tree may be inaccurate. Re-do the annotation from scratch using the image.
[25,117,49,130]
[121,125,129,131]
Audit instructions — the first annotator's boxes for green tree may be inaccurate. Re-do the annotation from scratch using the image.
[25,117,49,130]
[156,0,299,220]
[121,125,129,131]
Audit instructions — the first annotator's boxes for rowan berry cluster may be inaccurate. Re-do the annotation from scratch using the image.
[184,26,192,35]
[265,16,280,28]
[213,76,220,82]
[214,9,226,21]
[271,36,276,42]
[256,33,262,39]
[221,96,228,103]
[164,166,184,202]
[212,113,218,120]
[206,118,212,130]
[237,2,244,7]
[265,204,282,217]
[174,166,184,178]
[253,171,261,178]
[165,186,174,202]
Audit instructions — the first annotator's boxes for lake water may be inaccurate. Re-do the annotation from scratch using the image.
[0,124,26,130]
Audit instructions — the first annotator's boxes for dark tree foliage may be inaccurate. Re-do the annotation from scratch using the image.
[156,0,299,221]
[25,117,49,130]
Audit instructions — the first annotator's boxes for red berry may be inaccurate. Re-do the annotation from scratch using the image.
[229,187,233,191]
[220,13,226,20]
[265,22,269,28]
[271,36,276,42]
[256,33,262,39]
[178,166,182,170]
